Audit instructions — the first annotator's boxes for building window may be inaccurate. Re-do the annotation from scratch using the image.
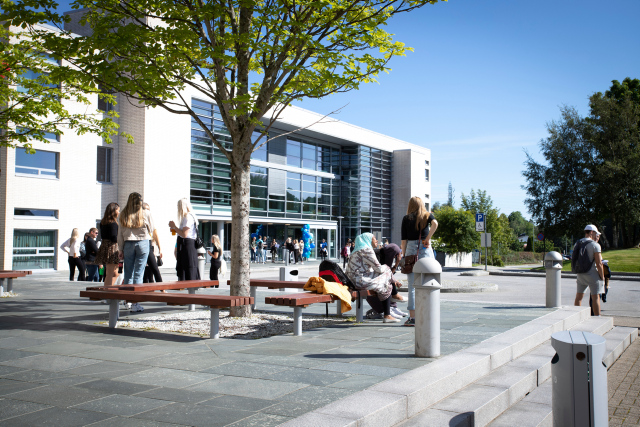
[13,229,56,269]
[16,127,59,142]
[425,168,429,181]
[98,85,115,112]
[97,147,112,183]
[16,53,59,94]
[425,194,430,200]
[425,160,430,166]
[250,132,267,162]
[15,149,59,178]
[14,208,58,219]
[425,203,430,212]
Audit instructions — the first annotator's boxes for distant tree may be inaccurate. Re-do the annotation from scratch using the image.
[460,189,513,250]
[525,235,533,252]
[508,211,530,236]
[431,201,442,212]
[432,206,476,254]
[447,181,455,207]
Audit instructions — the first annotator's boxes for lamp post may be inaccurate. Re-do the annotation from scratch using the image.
[531,220,535,254]
[337,216,344,260]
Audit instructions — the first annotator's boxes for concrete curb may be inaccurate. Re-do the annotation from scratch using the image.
[490,271,640,282]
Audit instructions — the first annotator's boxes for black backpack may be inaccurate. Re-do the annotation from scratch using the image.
[257,241,263,249]
[318,260,356,291]
[571,239,593,274]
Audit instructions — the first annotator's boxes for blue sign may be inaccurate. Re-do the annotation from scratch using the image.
[475,213,484,223]
[537,233,544,241]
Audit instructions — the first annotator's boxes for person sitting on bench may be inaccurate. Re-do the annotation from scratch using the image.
[345,232,401,324]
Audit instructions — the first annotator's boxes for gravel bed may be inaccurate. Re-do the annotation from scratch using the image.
[111,310,352,338]
[1,291,19,298]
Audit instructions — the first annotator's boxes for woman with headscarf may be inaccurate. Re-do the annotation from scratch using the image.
[346,232,401,323]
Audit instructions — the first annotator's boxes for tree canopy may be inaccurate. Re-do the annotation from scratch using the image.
[0,5,127,152]
[4,0,447,315]
[522,79,640,248]
[432,206,476,254]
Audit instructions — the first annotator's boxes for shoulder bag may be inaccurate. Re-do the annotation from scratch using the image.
[188,213,205,249]
[400,228,423,274]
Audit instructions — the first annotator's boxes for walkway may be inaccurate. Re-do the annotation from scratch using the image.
[609,317,640,426]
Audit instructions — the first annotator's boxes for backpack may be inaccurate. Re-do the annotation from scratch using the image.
[318,260,357,291]
[571,239,593,274]
[257,241,263,249]
[79,241,87,259]
[342,246,348,257]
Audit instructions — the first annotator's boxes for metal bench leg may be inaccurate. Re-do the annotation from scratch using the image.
[293,307,303,336]
[7,278,13,293]
[336,300,341,316]
[356,295,364,322]
[0,278,4,296]
[188,288,196,311]
[210,308,220,339]
[108,299,119,328]
[250,286,256,311]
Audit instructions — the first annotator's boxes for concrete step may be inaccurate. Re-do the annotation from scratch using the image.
[487,326,638,427]
[395,315,623,427]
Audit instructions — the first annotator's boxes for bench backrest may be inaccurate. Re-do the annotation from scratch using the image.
[86,280,219,292]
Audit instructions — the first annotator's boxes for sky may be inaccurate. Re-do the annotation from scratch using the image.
[53,0,640,219]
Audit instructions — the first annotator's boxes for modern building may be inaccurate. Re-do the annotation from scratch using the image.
[0,22,431,271]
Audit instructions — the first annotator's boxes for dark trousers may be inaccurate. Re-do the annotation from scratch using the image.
[85,264,100,282]
[343,255,349,269]
[294,251,301,264]
[68,257,86,281]
[367,285,398,316]
[143,251,163,283]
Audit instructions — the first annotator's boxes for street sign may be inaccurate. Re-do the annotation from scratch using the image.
[537,233,544,241]
[475,213,485,232]
[481,233,492,247]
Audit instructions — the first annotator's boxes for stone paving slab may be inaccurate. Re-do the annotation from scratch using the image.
[608,321,640,426]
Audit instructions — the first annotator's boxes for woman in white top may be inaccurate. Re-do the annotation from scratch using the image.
[60,228,86,281]
[169,198,200,280]
[117,192,155,294]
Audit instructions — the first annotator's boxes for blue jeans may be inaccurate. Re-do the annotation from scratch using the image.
[123,240,150,285]
[256,248,264,263]
[405,240,429,312]
[85,264,100,282]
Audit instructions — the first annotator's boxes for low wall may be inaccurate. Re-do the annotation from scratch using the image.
[436,252,472,268]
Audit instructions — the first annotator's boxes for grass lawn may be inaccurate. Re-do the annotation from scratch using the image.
[532,247,640,273]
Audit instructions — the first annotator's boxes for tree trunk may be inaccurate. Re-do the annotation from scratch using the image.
[229,148,252,317]
[611,215,619,248]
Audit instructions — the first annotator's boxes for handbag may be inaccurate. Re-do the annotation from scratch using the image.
[400,228,423,274]
[156,255,164,267]
[189,212,205,249]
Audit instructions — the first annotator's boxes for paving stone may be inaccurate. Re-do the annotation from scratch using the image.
[0,379,45,396]
[0,366,27,377]
[4,369,77,384]
[348,357,432,371]
[262,366,351,386]
[72,394,170,416]
[315,389,407,426]
[310,362,408,377]
[0,354,101,372]
[74,378,159,395]
[139,352,229,371]
[134,402,254,427]
[188,376,309,399]
[113,367,220,388]
[0,398,51,421]
[206,395,276,411]
[19,341,109,356]
[262,400,327,417]
[328,374,385,390]
[1,406,113,426]
[278,411,357,427]
[134,386,219,404]
[279,385,355,406]
[85,416,183,427]
[200,361,289,379]
[0,349,40,363]
[226,412,290,426]
[0,337,59,350]
[77,348,173,363]
[5,384,113,407]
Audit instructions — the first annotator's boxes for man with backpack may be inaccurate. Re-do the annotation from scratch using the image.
[572,224,605,315]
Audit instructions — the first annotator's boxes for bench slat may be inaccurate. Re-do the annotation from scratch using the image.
[86,280,219,292]
[80,290,253,308]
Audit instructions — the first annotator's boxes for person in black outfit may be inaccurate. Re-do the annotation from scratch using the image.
[169,198,200,281]
[95,203,120,286]
[285,238,296,264]
[84,228,100,282]
[142,203,163,284]
[207,234,223,288]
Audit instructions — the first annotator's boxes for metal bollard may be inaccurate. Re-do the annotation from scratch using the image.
[545,251,563,308]
[551,331,608,427]
[413,257,442,358]
[197,246,207,281]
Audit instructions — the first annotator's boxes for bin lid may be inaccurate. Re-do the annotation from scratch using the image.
[544,251,563,261]
[551,330,606,347]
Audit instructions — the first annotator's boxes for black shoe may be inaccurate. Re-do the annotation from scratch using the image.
[601,293,606,303]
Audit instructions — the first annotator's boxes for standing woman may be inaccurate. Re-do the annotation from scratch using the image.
[118,192,155,289]
[207,234,222,287]
[169,198,200,281]
[298,239,305,264]
[142,203,163,284]
[60,228,85,281]
[285,237,295,264]
[401,196,438,326]
[95,203,120,286]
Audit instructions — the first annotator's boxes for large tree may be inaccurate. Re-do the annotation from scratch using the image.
[0,2,127,152]
[6,0,446,316]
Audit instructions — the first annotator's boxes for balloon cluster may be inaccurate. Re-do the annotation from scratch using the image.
[301,224,315,258]
[250,224,264,240]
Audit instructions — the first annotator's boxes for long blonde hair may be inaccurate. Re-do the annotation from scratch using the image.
[407,196,429,231]
[177,198,197,226]
[69,228,80,246]
[211,234,222,252]
[120,192,145,228]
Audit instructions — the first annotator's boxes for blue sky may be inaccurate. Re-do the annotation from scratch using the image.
[54,0,640,218]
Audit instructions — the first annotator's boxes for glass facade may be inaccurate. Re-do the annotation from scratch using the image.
[189,98,393,244]
[13,229,56,269]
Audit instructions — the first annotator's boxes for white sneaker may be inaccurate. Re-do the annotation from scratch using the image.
[121,301,132,309]
[130,303,144,312]
[392,307,408,317]
[389,310,403,319]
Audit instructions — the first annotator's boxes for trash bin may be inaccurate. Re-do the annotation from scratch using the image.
[551,331,608,427]
[544,251,563,308]
[197,246,206,280]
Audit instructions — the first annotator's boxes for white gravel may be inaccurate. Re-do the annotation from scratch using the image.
[112,310,352,338]
[0,292,19,298]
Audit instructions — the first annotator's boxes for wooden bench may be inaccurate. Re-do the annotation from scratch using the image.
[0,270,32,295]
[265,289,372,335]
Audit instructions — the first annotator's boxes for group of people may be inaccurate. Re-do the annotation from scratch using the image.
[340,196,438,326]
[59,227,101,282]
[573,224,612,316]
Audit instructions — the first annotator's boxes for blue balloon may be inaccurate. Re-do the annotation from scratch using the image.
[310,243,316,249]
